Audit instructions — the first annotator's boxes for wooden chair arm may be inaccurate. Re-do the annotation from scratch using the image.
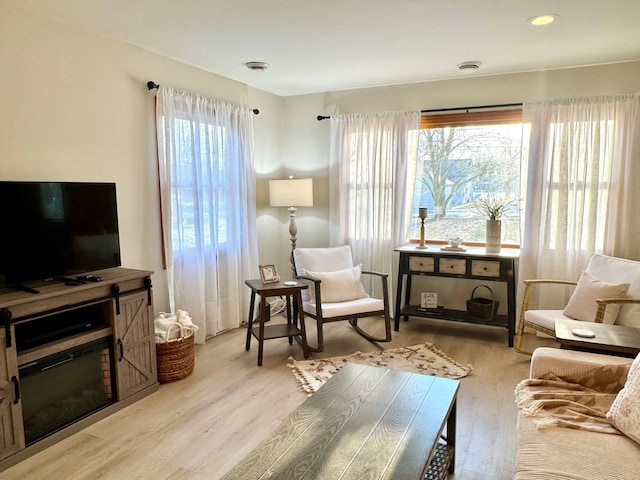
[295,269,390,304]
[295,274,320,284]
[523,279,578,286]
[294,274,322,304]
[595,298,640,323]
[521,278,578,312]
[361,270,388,279]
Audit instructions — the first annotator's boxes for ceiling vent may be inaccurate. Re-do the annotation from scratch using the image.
[245,61,269,72]
[457,61,481,73]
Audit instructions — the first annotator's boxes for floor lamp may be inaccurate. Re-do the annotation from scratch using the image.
[269,177,314,275]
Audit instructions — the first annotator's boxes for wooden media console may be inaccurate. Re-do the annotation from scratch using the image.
[0,267,158,470]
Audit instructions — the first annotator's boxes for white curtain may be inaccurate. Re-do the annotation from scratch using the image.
[155,86,259,343]
[520,93,640,307]
[329,111,420,295]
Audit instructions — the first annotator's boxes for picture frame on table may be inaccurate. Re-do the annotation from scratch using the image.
[259,264,280,284]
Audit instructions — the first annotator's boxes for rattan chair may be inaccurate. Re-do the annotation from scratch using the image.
[293,245,392,352]
[514,254,640,355]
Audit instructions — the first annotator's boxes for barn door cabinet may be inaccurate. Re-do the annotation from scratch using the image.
[0,268,159,470]
[0,326,24,460]
[112,290,157,399]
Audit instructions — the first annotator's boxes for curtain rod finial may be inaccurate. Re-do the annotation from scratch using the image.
[147,81,160,90]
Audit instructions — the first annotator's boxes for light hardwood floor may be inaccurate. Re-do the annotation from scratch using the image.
[1,317,537,480]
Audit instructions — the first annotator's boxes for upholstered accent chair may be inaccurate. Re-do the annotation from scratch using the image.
[293,245,392,352]
[514,254,640,354]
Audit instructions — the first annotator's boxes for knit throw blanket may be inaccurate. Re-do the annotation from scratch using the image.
[514,366,629,435]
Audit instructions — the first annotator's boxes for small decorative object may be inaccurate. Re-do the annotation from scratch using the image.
[259,264,280,283]
[442,237,466,251]
[417,207,428,249]
[572,328,596,338]
[420,292,438,309]
[466,285,499,321]
[471,193,518,254]
[485,219,502,253]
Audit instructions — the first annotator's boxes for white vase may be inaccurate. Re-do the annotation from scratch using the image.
[486,219,502,253]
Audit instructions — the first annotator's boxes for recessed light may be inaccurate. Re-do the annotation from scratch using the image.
[245,61,269,72]
[528,14,558,26]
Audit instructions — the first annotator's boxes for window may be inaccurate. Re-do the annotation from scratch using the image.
[410,109,529,246]
[161,117,229,252]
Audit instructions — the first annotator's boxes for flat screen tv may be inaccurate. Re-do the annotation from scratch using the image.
[0,181,121,290]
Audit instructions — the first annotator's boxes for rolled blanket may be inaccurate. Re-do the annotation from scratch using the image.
[155,310,198,342]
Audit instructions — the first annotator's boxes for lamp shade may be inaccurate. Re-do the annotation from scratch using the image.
[269,178,313,207]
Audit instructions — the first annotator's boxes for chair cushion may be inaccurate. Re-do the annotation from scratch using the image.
[607,353,640,445]
[294,245,354,274]
[563,271,630,324]
[304,265,369,303]
[303,297,385,318]
[587,254,640,327]
[524,310,573,332]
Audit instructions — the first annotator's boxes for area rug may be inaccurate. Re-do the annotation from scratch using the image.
[288,342,473,394]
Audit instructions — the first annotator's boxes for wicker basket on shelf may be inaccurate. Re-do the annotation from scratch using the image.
[156,330,195,383]
[466,285,499,321]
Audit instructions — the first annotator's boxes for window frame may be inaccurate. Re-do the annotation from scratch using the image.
[412,108,524,248]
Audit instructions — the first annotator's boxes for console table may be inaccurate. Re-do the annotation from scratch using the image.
[394,244,519,346]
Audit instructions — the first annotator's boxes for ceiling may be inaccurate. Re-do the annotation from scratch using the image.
[6,0,640,97]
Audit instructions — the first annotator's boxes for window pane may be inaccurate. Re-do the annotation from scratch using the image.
[168,118,229,252]
[410,122,528,244]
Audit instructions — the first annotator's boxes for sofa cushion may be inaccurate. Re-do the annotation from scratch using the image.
[562,271,630,324]
[586,254,640,327]
[607,353,640,444]
[516,413,640,480]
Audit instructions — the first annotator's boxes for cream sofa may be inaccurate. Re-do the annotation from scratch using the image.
[515,347,640,480]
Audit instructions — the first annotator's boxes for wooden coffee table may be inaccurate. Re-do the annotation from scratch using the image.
[221,363,460,480]
[555,318,640,358]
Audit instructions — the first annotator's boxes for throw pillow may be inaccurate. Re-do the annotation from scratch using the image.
[607,353,640,444]
[304,265,369,303]
[563,271,630,324]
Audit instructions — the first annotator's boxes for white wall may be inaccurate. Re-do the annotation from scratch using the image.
[0,3,282,313]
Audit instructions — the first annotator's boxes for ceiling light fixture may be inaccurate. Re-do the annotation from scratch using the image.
[457,61,481,73]
[245,61,269,72]
[528,14,558,26]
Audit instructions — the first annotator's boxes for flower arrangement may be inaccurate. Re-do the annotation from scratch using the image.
[471,193,518,220]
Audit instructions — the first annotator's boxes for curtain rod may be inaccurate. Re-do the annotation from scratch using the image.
[147,81,259,115]
[316,102,523,121]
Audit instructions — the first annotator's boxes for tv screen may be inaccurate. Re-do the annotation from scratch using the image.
[0,181,121,289]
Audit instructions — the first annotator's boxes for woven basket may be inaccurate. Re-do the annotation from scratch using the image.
[156,331,195,383]
[466,285,499,321]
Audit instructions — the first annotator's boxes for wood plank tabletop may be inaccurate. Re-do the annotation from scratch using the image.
[220,363,459,480]
[555,318,640,357]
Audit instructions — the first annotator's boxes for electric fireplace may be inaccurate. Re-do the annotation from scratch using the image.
[18,337,115,445]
